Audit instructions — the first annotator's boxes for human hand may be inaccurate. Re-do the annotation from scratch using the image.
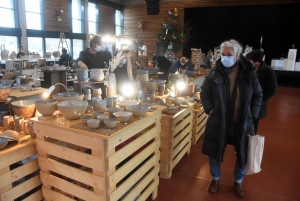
[80,63,88,69]
[208,109,214,117]
[179,68,184,73]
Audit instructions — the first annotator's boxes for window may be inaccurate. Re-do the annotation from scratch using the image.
[45,38,71,58]
[0,36,18,53]
[27,37,43,56]
[0,0,18,28]
[73,39,84,60]
[88,3,98,34]
[72,0,84,33]
[25,0,43,30]
[115,10,124,36]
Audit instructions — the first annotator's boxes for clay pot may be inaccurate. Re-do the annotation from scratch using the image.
[146,80,156,93]
[158,82,165,96]
[168,73,180,85]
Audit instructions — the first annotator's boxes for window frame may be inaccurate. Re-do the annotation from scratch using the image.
[25,0,44,30]
[0,0,19,28]
[88,2,99,34]
[115,9,124,36]
[71,0,85,34]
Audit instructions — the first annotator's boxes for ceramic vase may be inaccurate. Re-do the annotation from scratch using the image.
[146,80,156,93]
[158,82,165,96]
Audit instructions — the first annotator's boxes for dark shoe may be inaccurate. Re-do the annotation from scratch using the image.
[208,179,219,193]
[234,182,245,197]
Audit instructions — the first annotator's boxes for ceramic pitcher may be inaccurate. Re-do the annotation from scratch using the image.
[77,68,92,83]
[1,44,9,61]
[90,68,108,82]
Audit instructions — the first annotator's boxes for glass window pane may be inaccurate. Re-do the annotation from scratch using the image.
[115,10,120,26]
[0,8,15,28]
[89,22,97,34]
[0,0,14,9]
[27,37,43,56]
[0,36,18,54]
[25,0,40,13]
[72,19,82,33]
[26,13,41,30]
[115,26,123,36]
[88,3,96,22]
[73,39,83,60]
[72,0,81,19]
[45,38,71,54]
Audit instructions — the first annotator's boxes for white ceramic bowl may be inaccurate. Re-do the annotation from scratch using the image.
[35,99,57,116]
[11,100,36,118]
[57,100,88,120]
[81,115,93,124]
[118,100,139,109]
[106,107,124,116]
[126,105,150,118]
[93,111,104,118]
[104,118,117,129]
[97,114,109,125]
[113,111,132,123]
[87,119,100,129]
[53,92,84,102]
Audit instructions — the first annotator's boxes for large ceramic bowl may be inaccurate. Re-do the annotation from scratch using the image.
[126,105,150,118]
[53,92,84,102]
[35,99,58,116]
[11,100,36,118]
[0,80,15,85]
[106,107,124,116]
[57,100,88,120]
[118,100,139,109]
[0,85,11,101]
[113,111,132,123]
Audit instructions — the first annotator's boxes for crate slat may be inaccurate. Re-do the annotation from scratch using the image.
[108,125,160,170]
[42,186,74,201]
[171,141,191,170]
[38,156,104,192]
[0,160,39,189]
[40,171,102,201]
[192,107,207,145]
[21,189,43,201]
[1,175,41,201]
[108,138,160,189]
[36,138,103,172]
[136,177,159,201]
[109,153,160,201]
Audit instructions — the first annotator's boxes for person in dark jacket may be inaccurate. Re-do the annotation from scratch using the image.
[113,51,129,95]
[204,50,214,69]
[200,39,262,197]
[16,46,25,58]
[169,57,187,74]
[152,55,173,82]
[77,35,105,69]
[59,48,72,66]
[246,49,277,134]
[103,46,112,68]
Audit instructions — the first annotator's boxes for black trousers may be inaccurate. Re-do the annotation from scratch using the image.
[253,118,260,134]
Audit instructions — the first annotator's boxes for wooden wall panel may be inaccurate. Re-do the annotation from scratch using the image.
[44,0,71,32]
[99,4,115,35]
[124,0,300,61]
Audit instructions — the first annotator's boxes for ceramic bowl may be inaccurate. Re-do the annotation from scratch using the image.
[166,107,180,115]
[0,80,15,85]
[126,105,150,118]
[93,111,104,118]
[11,100,36,118]
[139,98,153,106]
[104,118,117,129]
[81,115,93,124]
[0,137,8,149]
[97,114,109,125]
[53,92,84,102]
[57,100,88,120]
[35,99,57,116]
[118,100,139,109]
[87,119,100,129]
[113,111,132,123]
[106,107,124,116]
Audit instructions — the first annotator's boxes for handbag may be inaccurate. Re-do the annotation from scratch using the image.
[245,135,265,175]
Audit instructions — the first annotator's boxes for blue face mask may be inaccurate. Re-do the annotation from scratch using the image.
[221,56,235,68]
[119,59,126,65]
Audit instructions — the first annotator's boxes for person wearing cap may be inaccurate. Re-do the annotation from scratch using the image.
[59,48,72,66]
[77,35,105,69]
[17,46,25,58]
[246,49,277,134]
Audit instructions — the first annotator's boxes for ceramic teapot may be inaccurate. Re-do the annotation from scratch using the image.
[90,68,109,82]
[1,44,9,61]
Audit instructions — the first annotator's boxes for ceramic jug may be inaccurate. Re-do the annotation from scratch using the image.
[90,68,109,82]
[77,68,93,83]
[10,51,17,60]
[1,44,9,61]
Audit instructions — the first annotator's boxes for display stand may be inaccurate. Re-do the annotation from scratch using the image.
[159,103,194,179]
[57,32,70,53]
[0,136,42,201]
[192,106,207,145]
[32,106,165,201]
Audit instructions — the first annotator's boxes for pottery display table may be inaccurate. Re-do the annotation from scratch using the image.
[31,106,165,201]
[0,135,42,201]
[159,103,194,179]
[192,106,207,145]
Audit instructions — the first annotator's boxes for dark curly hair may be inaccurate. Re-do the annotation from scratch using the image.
[246,49,265,63]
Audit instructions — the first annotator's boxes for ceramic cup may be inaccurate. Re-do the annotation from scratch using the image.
[93,111,104,119]
[104,98,113,108]
[81,115,93,124]
[95,100,107,112]
[104,118,117,129]
[87,119,100,129]
[97,114,109,125]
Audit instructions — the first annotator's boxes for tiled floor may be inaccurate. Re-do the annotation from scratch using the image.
[148,87,300,201]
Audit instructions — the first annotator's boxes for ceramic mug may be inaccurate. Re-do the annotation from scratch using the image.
[104,98,113,108]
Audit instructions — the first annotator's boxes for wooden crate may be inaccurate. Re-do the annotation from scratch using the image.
[0,136,43,201]
[159,104,194,179]
[192,107,207,145]
[32,106,165,201]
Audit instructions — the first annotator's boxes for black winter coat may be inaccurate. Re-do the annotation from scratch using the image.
[76,49,105,69]
[255,62,277,119]
[200,55,262,167]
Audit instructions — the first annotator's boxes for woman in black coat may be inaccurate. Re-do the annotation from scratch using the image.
[200,39,262,197]
[246,49,278,134]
